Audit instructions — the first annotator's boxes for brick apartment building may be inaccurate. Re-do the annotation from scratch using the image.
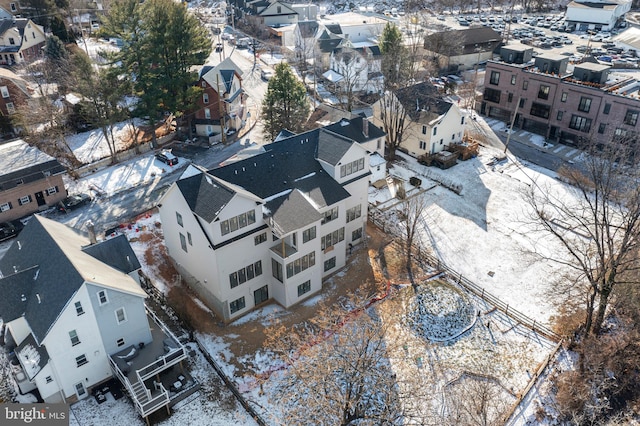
[481,44,640,147]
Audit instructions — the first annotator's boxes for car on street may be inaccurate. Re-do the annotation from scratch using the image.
[261,68,274,81]
[155,149,179,166]
[58,193,92,213]
[0,220,23,241]
[215,42,223,52]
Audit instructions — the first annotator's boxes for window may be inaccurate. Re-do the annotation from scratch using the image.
[298,280,311,297]
[176,212,183,227]
[230,297,245,314]
[255,232,267,245]
[483,88,501,103]
[352,228,363,241]
[220,210,256,235]
[69,330,80,346]
[321,207,339,224]
[180,233,187,252]
[117,338,125,347]
[230,261,262,288]
[76,354,88,367]
[433,127,437,136]
[272,259,283,282]
[346,205,362,223]
[530,102,550,119]
[569,115,592,133]
[286,252,315,278]
[538,85,550,100]
[302,226,316,243]
[10,3,16,12]
[603,103,611,114]
[18,196,31,206]
[339,158,365,178]
[419,141,426,150]
[489,71,500,85]
[321,228,345,250]
[519,98,525,108]
[324,257,336,272]
[45,376,52,384]
[203,93,209,104]
[0,202,10,212]
[0,86,8,98]
[511,75,516,85]
[461,116,465,125]
[522,80,528,90]
[561,92,567,102]
[507,93,513,103]
[556,111,563,121]
[75,301,84,316]
[98,290,108,305]
[624,110,638,126]
[578,97,592,113]
[187,232,192,245]
[46,187,57,195]
[598,123,606,134]
[8,38,14,45]
[422,125,427,134]
[115,307,127,324]
[204,108,211,119]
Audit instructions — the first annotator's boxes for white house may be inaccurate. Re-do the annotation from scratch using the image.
[372,82,467,158]
[0,18,46,65]
[565,0,631,31]
[328,43,383,94]
[158,119,385,321]
[0,216,189,422]
[318,12,388,43]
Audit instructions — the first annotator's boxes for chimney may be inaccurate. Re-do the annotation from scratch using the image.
[362,117,369,138]
[86,220,97,245]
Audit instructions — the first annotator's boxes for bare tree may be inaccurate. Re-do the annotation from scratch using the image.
[523,139,640,335]
[264,296,432,425]
[373,90,410,160]
[330,48,371,112]
[397,191,429,288]
[442,373,512,426]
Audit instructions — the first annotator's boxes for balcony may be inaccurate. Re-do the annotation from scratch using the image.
[109,309,195,420]
[270,240,298,259]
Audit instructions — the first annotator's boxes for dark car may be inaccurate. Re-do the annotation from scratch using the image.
[215,42,223,52]
[0,220,23,242]
[58,193,92,213]
[155,149,179,166]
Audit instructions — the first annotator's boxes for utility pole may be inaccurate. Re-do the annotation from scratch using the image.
[504,96,521,154]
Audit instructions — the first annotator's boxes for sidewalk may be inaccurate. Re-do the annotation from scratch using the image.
[482,117,585,163]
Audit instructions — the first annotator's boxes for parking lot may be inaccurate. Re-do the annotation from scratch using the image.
[425,11,635,68]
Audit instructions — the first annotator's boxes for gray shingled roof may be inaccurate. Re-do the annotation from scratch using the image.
[265,189,323,236]
[0,215,145,344]
[297,21,319,38]
[176,173,236,223]
[323,116,385,145]
[82,234,141,274]
[209,128,351,209]
[317,129,354,166]
[394,82,454,122]
[0,266,37,324]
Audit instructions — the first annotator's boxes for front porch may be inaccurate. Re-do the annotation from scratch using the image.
[109,309,197,423]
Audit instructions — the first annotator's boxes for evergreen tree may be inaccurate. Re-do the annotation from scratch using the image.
[261,62,310,141]
[379,23,409,90]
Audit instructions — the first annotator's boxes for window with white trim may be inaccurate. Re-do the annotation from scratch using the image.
[69,330,80,346]
[18,196,31,205]
[115,307,127,324]
[203,93,209,104]
[6,103,14,114]
[75,301,84,315]
[117,338,125,347]
[0,86,9,98]
[45,376,53,383]
[0,202,11,212]
[98,290,108,305]
[46,187,57,195]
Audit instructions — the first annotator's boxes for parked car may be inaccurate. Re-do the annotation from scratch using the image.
[58,194,92,213]
[261,68,274,81]
[155,149,179,166]
[0,220,23,242]
[215,42,223,52]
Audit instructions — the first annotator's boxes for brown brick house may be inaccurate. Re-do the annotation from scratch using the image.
[0,139,66,221]
[481,45,640,147]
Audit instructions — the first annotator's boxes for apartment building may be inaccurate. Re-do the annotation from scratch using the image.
[481,44,640,147]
